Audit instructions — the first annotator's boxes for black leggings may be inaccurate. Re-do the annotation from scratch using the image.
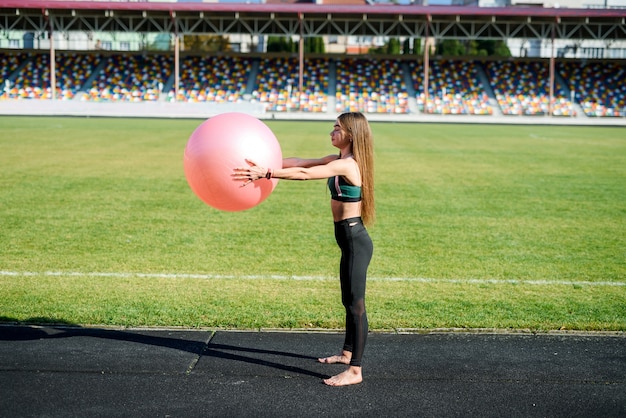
[334,217,373,367]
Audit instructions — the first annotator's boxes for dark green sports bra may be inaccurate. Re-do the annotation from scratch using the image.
[328,175,362,202]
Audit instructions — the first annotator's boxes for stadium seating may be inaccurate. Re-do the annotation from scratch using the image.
[1,52,99,100]
[167,55,251,103]
[60,53,100,100]
[410,60,492,115]
[484,60,574,116]
[335,58,409,114]
[0,52,27,99]
[83,54,172,102]
[1,50,623,118]
[298,57,329,113]
[4,53,50,99]
[558,61,626,117]
[251,57,329,112]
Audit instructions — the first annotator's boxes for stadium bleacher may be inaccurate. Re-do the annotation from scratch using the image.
[558,61,626,117]
[0,51,623,118]
[410,60,493,115]
[0,52,27,97]
[84,54,172,102]
[169,55,251,103]
[252,56,329,112]
[6,53,51,99]
[1,52,100,100]
[335,58,409,114]
[485,60,575,116]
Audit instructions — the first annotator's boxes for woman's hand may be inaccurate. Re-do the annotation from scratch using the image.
[232,159,268,187]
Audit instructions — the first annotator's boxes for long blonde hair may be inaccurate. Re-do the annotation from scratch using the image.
[338,112,375,226]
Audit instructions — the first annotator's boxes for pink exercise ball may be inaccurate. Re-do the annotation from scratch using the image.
[184,112,282,211]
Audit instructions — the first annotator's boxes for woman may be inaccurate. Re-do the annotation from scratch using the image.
[232,112,375,386]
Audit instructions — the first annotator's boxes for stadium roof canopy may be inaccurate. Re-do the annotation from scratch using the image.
[0,1,625,41]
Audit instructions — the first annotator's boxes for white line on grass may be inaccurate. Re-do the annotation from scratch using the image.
[1,270,624,287]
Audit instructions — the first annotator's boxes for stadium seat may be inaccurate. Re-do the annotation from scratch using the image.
[250,56,328,113]
[1,52,99,100]
[167,55,251,103]
[485,60,574,116]
[410,60,492,115]
[335,58,408,114]
[84,54,172,102]
[558,61,625,117]
[0,52,28,100]
[2,50,622,119]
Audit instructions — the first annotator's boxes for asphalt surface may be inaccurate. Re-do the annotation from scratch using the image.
[1,325,624,417]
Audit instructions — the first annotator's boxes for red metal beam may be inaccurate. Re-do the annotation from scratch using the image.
[1,1,625,19]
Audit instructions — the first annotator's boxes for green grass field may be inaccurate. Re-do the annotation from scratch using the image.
[0,116,624,331]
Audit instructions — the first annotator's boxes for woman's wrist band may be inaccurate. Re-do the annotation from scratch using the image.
[265,168,273,179]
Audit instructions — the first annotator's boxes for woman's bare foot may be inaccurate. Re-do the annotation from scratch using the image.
[323,366,363,386]
[318,350,351,365]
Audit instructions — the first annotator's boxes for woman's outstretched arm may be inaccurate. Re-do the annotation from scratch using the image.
[282,154,338,169]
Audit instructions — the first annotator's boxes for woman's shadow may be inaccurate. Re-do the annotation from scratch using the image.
[0,320,328,380]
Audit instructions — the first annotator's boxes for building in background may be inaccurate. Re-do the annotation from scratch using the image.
[0,0,625,57]
[482,0,626,58]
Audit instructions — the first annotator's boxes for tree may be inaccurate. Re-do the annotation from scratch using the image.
[387,38,401,55]
[436,39,465,56]
[304,37,325,54]
[265,36,324,53]
[370,38,401,55]
[183,35,230,52]
[490,40,511,57]
[267,36,295,53]
[403,38,421,55]
[435,39,511,57]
